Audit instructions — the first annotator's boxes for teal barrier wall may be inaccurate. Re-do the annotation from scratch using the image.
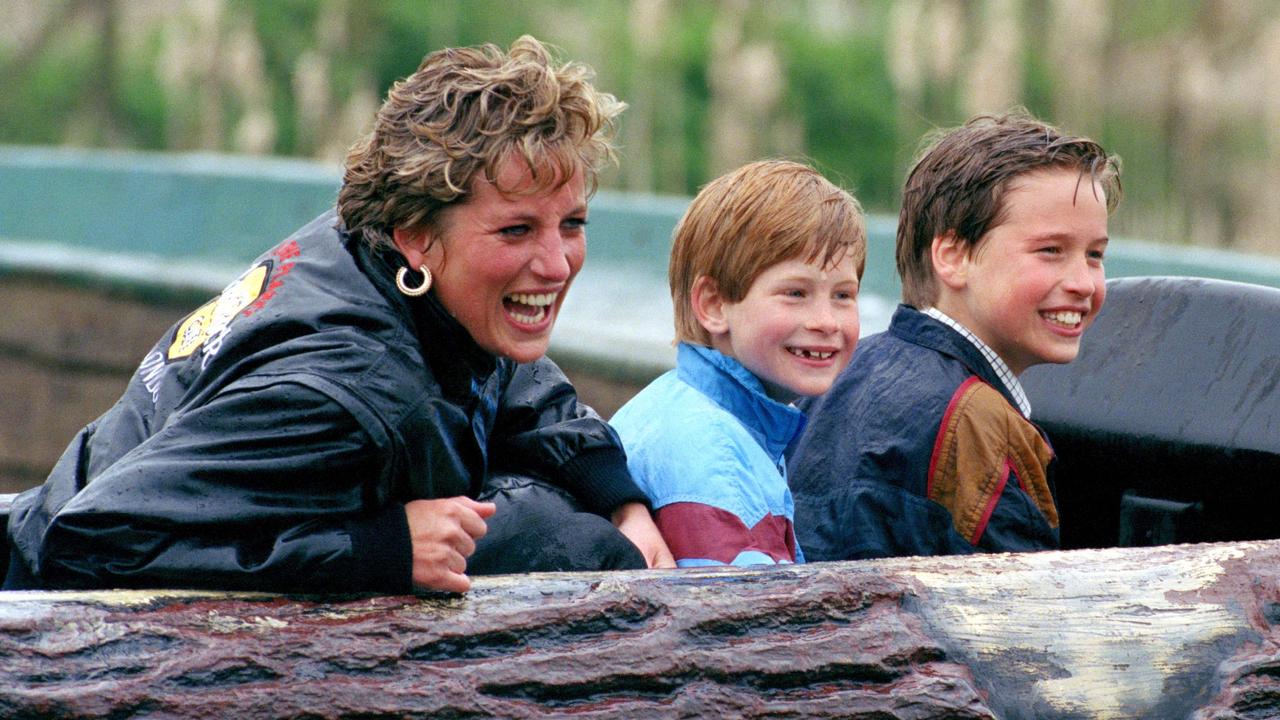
[5,144,1280,377]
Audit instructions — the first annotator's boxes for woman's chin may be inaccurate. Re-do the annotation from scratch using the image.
[503,342,551,363]
[483,327,554,363]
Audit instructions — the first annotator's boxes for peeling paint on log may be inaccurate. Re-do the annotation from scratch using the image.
[2,541,1280,719]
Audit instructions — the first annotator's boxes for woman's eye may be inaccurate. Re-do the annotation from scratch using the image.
[500,225,531,238]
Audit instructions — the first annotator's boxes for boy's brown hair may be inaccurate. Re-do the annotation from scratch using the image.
[897,111,1122,308]
[670,159,866,346]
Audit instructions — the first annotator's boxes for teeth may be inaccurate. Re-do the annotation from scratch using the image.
[509,306,548,325]
[504,292,557,325]
[505,292,557,307]
[789,348,834,360]
[1042,310,1082,327]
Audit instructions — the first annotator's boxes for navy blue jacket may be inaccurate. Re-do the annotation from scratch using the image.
[789,305,1060,561]
[6,210,644,592]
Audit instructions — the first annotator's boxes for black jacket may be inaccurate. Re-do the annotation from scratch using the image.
[6,210,645,592]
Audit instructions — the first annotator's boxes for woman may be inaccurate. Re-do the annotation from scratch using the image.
[5,36,673,593]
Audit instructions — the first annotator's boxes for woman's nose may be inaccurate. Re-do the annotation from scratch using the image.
[531,232,572,282]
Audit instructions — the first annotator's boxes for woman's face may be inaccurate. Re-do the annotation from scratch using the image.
[398,157,587,363]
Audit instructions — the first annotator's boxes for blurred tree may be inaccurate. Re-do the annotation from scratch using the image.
[0,0,1278,254]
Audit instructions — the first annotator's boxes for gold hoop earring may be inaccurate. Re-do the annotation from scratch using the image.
[396,265,432,297]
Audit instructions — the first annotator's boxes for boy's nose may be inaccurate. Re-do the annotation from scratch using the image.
[807,301,840,332]
[1063,257,1100,296]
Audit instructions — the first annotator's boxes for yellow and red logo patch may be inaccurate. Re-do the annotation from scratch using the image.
[167,262,271,361]
[165,237,301,364]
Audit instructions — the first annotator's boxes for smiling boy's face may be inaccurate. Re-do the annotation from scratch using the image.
[705,253,861,400]
[933,167,1110,376]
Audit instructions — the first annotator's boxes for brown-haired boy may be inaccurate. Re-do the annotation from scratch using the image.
[789,112,1121,560]
[610,160,865,567]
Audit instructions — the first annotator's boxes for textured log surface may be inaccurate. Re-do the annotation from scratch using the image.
[3,541,1280,719]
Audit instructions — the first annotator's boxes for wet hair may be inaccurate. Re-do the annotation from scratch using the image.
[897,110,1122,307]
[670,159,866,346]
[338,35,624,249]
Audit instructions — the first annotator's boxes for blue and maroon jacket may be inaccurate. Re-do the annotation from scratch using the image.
[611,343,805,567]
[788,305,1060,561]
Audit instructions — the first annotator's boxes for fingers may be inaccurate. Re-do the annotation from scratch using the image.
[405,497,496,593]
[445,498,492,540]
[417,566,472,593]
[453,496,498,519]
[411,539,473,592]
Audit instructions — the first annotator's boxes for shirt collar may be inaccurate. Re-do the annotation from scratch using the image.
[922,307,1032,418]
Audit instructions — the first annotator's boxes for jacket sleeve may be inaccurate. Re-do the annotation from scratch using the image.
[489,357,648,516]
[974,466,1061,552]
[7,379,412,593]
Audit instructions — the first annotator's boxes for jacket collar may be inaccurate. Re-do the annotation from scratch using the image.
[889,304,1024,413]
[343,226,499,394]
[675,343,806,460]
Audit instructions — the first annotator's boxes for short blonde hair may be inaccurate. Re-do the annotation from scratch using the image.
[338,35,624,249]
[670,160,866,346]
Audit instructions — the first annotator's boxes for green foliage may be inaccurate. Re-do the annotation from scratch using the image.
[0,0,1276,252]
[780,18,898,209]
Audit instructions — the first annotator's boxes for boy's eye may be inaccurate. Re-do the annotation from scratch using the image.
[784,288,806,298]
[1088,249,1106,261]
[834,290,856,301]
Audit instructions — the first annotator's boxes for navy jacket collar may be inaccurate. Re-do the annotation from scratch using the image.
[889,304,1023,413]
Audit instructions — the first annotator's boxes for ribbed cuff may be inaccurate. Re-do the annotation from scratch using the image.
[556,448,650,517]
[347,504,413,594]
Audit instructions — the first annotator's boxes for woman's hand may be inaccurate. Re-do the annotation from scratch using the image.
[611,502,676,569]
[405,497,497,592]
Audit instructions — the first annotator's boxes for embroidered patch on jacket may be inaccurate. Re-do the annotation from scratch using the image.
[167,261,271,362]
[164,239,301,366]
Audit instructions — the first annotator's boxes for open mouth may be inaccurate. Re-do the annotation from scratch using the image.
[1041,310,1083,328]
[787,347,835,360]
[504,292,557,326]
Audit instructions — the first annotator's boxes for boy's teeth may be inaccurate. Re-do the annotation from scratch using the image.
[1042,310,1082,326]
[789,348,834,360]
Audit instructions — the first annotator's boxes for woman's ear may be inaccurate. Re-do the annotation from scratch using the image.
[392,227,435,269]
[691,275,729,337]
[931,231,969,291]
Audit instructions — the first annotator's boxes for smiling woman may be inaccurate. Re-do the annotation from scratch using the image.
[4,35,674,594]
[392,159,588,364]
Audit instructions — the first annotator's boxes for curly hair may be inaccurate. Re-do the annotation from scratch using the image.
[897,110,1122,308]
[670,160,866,347]
[338,35,625,249]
